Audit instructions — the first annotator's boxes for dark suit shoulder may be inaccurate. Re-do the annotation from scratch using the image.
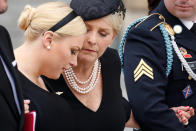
[0,25,14,53]
[0,25,10,38]
[0,25,7,32]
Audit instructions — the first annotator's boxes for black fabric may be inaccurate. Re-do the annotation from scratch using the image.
[147,0,161,14]
[0,25,24,131]
[48,11,77,32]
[190,23,196,35]
[0,58,20,130]
[43,48,131,131]
[19,71,75,131]
[70,0,126,20]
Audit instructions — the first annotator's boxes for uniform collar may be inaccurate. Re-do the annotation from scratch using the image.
[153,0,194,36]
[180,19,195,30]
[153,0,196,52]
[153,1,182,28]
[154,1,196,30]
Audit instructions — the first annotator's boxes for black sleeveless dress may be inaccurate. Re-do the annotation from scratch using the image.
[43,48,131,131]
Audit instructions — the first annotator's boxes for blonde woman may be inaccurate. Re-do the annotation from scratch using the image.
[43,0,192,130]
[43,0,139,130]
[14,2,86,130]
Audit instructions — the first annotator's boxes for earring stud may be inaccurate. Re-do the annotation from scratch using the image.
[47,46,51,50]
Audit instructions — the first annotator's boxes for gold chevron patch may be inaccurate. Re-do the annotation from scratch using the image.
[134,59,154,82]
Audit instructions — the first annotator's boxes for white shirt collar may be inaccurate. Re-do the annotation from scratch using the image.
[180,19,194,30]
[180,19,196,30]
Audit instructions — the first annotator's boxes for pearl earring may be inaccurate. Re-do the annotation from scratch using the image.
[47,46,51,50]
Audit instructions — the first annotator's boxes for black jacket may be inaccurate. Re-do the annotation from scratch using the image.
[0,25,24,131]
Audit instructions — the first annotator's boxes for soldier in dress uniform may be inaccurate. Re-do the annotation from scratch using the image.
[120,0,196,130]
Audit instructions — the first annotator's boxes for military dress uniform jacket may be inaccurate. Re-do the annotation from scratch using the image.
[0,25,24,131]
[123,1,196,131]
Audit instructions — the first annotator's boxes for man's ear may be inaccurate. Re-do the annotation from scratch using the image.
[42,31,54,50]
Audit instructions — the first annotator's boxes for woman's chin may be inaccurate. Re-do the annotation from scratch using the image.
[78,54,98,63]
[46,73,61,80]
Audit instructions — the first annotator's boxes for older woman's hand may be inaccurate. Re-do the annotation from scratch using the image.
[171,106,195,125]
[125,111,140,129]
[24,100,30,114]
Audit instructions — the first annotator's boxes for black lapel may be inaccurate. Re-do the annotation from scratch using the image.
[153,1,196,52]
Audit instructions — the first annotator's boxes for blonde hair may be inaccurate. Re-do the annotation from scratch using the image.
[18,2,86,40]
[103,12,124,35]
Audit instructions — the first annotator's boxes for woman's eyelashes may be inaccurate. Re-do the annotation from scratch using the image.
[71,47,80,55]
[99,31,107,37]
[87,27,108,37]
[71,49,76,55]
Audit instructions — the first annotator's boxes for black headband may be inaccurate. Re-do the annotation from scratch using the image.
[48,11,78,32]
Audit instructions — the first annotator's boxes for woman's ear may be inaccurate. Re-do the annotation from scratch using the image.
[110,30,117,45]
[42,31,54,50]
[112,30,117,41]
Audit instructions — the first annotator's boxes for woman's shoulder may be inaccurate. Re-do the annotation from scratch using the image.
[101,48,120,63]
[100,48,121,72]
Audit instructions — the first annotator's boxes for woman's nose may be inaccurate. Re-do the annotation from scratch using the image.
[70,56,78,67]
[87,32,97,45]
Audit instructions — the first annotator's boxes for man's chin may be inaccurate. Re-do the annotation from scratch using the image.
[0,6,8,14]
[176,12,194,21]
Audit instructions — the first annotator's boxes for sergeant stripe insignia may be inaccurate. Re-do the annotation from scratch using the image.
[182,85,193,99]
[134,59,154,82]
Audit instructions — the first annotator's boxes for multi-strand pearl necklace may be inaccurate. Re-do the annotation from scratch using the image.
[64,59,101,94]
